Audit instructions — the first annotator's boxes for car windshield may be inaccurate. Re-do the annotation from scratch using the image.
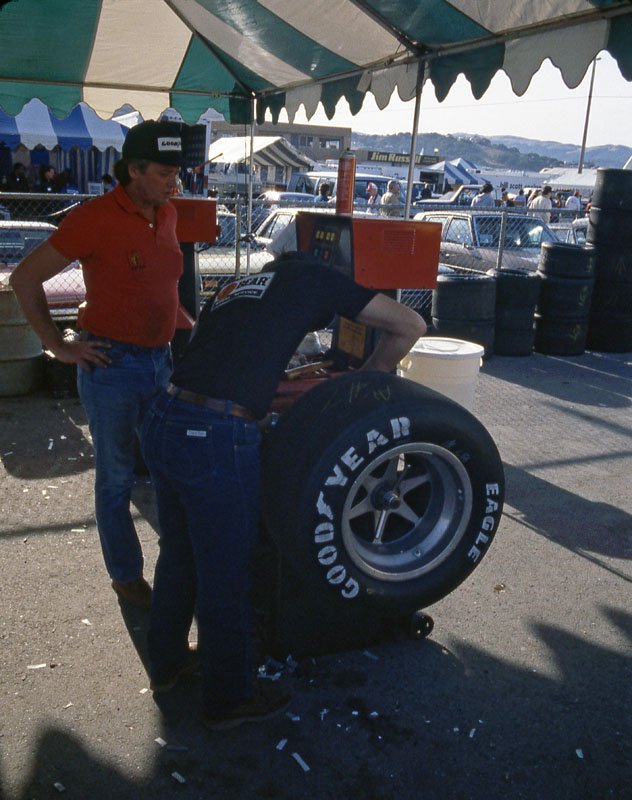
[473,215,556,249]
[0,226,52,264]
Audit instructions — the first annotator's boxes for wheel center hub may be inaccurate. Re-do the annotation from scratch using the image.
[372,484,401,510]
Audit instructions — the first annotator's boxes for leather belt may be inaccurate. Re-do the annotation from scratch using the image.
[165,383,256,420]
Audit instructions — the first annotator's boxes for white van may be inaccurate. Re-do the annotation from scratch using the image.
[288,171,401,203]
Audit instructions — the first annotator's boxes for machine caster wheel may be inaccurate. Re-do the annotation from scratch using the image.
[409,611,434,639]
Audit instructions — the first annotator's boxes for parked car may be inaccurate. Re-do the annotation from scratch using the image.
[287,171,403,206]
[550,218,588,245]
[413,209,558,271]
[0,220,84,318]
[414,184,488,208]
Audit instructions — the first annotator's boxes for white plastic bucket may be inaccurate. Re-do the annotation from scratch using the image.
[399,337,484,410]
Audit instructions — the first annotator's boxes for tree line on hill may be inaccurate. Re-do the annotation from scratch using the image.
[351,131,631,170]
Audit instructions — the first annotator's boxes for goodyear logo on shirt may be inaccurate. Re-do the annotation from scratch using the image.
[213,274,274,310]
[157,137,182,151]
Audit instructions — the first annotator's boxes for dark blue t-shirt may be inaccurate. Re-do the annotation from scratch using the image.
[171,257,376,418]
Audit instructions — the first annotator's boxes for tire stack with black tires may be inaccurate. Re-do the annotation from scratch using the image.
[431,273,496,359]
[487,268,540,356]
[534,242,595,355]
[585,168,632,353]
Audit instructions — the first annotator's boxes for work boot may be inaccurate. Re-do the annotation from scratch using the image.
[203,685,291,731]
[150,646,201,693]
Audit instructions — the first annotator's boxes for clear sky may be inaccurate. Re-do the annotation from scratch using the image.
[286,52,631,149]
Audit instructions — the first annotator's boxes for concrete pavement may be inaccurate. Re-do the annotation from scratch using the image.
[0,349,630,799]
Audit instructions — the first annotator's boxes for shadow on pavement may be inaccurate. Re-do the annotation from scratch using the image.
[3,607,630,800]
[0,395,94,479]
[503,463,632,565]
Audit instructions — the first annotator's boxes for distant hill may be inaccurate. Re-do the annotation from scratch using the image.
[482,135,632,170]
[351,131,632,171]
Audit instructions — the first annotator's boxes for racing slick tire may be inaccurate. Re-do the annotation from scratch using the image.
[260,372,504,615]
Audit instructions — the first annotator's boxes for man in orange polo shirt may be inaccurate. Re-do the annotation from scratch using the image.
[10,121,185,609]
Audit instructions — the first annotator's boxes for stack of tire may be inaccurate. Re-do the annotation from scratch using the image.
[431,273,496,359]
[534,242,595,355]
[487,268,540,356]
[585,168,632,353]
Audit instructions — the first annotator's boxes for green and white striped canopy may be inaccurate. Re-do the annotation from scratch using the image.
[1,0,631,125]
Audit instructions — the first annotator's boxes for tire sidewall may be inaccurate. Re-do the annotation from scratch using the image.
[262,374,504,613]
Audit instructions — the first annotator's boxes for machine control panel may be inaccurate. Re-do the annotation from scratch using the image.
[306,218,353,277]
[295,211,441,290]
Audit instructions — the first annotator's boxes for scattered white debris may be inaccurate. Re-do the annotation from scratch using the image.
[363,650,379,660]
[171,771,186,784]
[4,451,13,456]
[27,663,47,670]
[63,703,73,710]
[286,712,300,722]
[319,709,329,721]
[22,488,28,492]
[47,485,58,489]
[576,749,584,759]
[453,727,460,733]
[71,529,85,533]
[154,737,167,748]
[139,687,149,695]
[48,439,54,450]
[276,739,287,751]
[81,619,92,626]
[291,752,311,772]
[469,728,476,738]
[369,712,379,718]
[53,782,66,793]
[351,711,359,716]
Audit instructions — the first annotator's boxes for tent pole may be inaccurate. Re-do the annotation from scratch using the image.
[399,58,424,305]
[246,97,255,274]
[404,58,424,218]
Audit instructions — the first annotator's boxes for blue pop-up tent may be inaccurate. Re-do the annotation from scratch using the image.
[0,99,128,152]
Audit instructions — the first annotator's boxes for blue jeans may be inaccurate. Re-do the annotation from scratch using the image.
[140,389,261,714]
[77,336,172,583]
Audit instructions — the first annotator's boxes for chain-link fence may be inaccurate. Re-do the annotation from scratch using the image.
[1,191,589,325]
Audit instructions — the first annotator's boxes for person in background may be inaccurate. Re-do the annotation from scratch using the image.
[7,162,30,192]
[314,182,332,205]
[419,182,433,200]
[500,190,514,208]
[470,183,495,208]
[366,181,380,211]
[513,188,527,207]
[101,173,115,192]
[565,190,581,216]
[140,250,427,729]
[37,165,56,193]
[380,180,401,216]
[10,120,186,610]
[528,184,553,224]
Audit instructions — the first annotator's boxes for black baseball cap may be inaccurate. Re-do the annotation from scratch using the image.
[122,120,185,166]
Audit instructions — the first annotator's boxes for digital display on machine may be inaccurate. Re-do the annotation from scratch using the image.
[308,219,353,278]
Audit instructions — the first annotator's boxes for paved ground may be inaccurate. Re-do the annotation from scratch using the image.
[0,350,630,800]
